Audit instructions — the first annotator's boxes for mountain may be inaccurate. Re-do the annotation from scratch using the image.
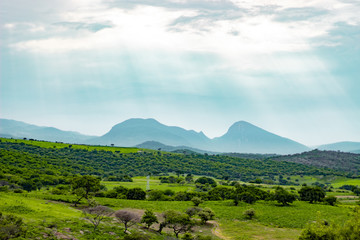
[136,141,217,154]
[1,118,313,154]
[212,121,310,154]
[0,119,94,143]
[318,141,360,153]
[91,118,211,149]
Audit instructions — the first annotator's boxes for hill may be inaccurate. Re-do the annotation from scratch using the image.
[318,141,360,153]
[136,141,217,154]
[270,149,360,175]
[0,139,341,183]
[0,119,94,143]
[212,121,310,154]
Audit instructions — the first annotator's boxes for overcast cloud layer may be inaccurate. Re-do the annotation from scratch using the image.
[1,0,360,146]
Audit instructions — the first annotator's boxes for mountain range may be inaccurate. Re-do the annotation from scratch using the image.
[1,118,358,154]
[0,119,94,143]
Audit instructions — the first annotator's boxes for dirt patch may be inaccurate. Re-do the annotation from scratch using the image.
[335,195,359,199]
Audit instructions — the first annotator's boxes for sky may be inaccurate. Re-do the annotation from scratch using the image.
[1,0,360,146]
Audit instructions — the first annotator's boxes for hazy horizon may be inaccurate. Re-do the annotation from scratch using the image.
[1,0,360,146]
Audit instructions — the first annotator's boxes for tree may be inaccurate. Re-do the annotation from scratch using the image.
[191,197,203,207]
[208,186,234,200]
[185,174,194,183]
[115,209,140,233]
[237,191,257,204]
[20,180,37,192]
[141,209,158,229]
[71,175,101,206]
[163,210,194,238]
[273,186,297,206]
[148,190,166,201]
[126,188,146,200]
[82,205,113,231]
[195,177,217,188]
[298,186,325,203]
[185,207,202,218]
[198,208,215,224]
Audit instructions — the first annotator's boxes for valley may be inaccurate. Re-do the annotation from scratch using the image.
[0,137,359,239]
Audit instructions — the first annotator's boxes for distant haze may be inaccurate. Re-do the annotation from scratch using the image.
[1,0,360,146]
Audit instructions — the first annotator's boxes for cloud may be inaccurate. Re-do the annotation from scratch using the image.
[53,21,114,32]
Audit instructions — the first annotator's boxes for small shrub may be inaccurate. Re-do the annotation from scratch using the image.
[0,212,27,239]
[324,196,337,206]
[243,209,255,220]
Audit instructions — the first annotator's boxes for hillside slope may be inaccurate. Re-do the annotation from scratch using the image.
[270,149,360,174]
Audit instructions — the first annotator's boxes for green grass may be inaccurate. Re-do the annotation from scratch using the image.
[0,193,82,221]
[89,198,351,229]
[1,137,150,153]
[219,220,301,240]
[103,176,196,192]
[330,177,360,188]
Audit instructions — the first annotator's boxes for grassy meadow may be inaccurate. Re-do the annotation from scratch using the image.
[2,137,149,153]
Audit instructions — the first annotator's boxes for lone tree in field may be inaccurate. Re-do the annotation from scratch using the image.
[273,186,297,206]
[141,209,158,229]
[163,210,194,238]
[71,175,101,206]
[82,205,113,231]
[298,186,325,203]
[126,187,146,200]
[115,209,140,233]
[198,208,215,224]
[191,197,203,207]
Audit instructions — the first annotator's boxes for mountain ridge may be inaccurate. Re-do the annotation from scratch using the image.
[2,117,356,155]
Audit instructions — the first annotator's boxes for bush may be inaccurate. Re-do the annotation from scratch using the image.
[324,196,337,206]
[0,212,27,239]
[243,209,255,219]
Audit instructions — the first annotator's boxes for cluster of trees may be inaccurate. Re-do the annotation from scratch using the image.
[63,176,336,208]
[81,204,215,238]
[105,175,133,182]
[271,149,360,176]
[0,141,344,190]
[339,185,360,196]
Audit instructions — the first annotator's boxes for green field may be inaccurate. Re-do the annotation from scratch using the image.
[1,138,149,153]
[1,190,354,240]
[103,177,196,192]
